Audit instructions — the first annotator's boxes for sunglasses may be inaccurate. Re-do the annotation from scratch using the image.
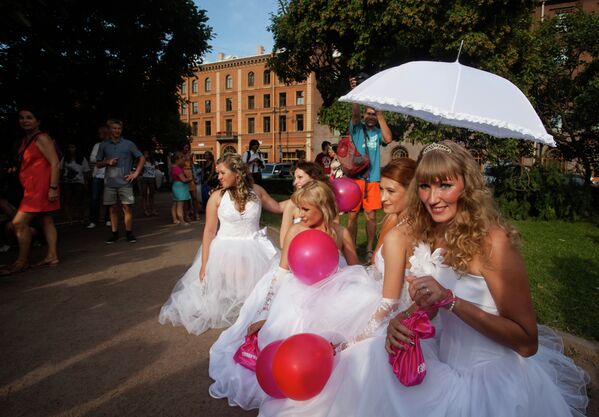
[366,112,377,116]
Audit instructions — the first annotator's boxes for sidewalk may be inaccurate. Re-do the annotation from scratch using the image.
[0,191,596,417]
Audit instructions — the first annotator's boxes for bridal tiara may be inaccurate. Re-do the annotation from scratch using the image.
[422,143,452,155]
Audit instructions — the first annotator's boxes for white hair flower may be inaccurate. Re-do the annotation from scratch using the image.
[409,242,445,277]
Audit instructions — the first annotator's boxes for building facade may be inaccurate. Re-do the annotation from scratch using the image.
[179,47,334,163]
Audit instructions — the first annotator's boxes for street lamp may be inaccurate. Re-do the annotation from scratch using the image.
[273,105,287,162]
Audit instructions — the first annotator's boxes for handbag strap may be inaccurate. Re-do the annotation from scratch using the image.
[17,131,43,163]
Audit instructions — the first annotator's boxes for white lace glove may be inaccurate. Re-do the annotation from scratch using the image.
[335,297,400,353]
[256,266,289,321]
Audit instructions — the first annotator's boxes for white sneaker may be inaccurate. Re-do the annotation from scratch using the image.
[105,221,111,227]
[86,222,97,229]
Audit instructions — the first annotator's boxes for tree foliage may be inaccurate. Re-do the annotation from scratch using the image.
[0,0,212,152]
[269,0,537,162]
[269,0,535,105]
[521,11,599,185]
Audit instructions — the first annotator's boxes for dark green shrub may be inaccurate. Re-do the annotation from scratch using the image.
[490,164,593,220]
[262,178,293,196]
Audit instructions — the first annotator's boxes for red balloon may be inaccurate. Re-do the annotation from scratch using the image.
[256,340,287,398]
[288,230,339,285]
[331,177,362,212]
[272,333,334,401]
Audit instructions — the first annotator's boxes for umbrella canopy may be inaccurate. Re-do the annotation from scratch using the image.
[339,61,555,146]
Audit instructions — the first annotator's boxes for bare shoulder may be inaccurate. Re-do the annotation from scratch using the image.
[207,189,223,206]
[35,132,53,145]
[383,225,412,250]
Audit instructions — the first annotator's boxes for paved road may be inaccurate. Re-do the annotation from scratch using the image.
[1,191,597,417]
[0,192,254,417]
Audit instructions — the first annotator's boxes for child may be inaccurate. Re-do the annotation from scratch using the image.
[170,152,192,225]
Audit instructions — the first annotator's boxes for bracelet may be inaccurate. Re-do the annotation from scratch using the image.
[447,297,457,312]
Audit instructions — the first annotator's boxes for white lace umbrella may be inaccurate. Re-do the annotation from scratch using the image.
[339,60,555,146]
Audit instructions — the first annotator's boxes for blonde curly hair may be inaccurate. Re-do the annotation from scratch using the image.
[407,140,520,274]
[216,153,257,213]
[291,180,338,240]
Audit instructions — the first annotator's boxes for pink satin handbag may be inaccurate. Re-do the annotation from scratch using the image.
[388,290,454,386]
[233,334,261,372]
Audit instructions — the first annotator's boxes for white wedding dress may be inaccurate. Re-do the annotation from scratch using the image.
[159,190,279,335]
[209,252,382,410]
[259,243,589,417]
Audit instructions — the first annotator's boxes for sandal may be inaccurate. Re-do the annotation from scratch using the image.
[31,258,60,268]
[365,250,375,265]
[0,261,30,276]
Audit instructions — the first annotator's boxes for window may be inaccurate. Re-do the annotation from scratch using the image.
[279,92,286,107]
[248,95,255,110]
[191,79,198,94]
[248,71,255,87]
[204,77,211,92]
[205,100,211,113]
[263,70,271,85]
[181,102,187,115]
[191,121,198,136]
[225,74,232,89]
[205,120,211,136]
[263,94,271,108]
[296,114,304,131]
[248,117,255,134]
[181,82,187,95]
[279,115,287,132]
[225,119,233,134]
[296,91,304,105]
[225,98,233,112]
[192,102,198,114]
[263,116,271,133]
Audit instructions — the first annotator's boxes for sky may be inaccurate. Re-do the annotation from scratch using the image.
[194,0,280,62]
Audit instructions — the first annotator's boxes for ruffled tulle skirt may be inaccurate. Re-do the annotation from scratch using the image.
[209,264,381,410]
[159,229,278,335]
[259,322,588,417]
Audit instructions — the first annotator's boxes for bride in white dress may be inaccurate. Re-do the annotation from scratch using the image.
[209,180,380,409]
[159,153,282,335]
[259,141,588,417]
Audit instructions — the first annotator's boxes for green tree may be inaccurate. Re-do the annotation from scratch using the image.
[0,0,212,152]
[269,0,536,162]
[269,0,535,105]
[521,11,599,185]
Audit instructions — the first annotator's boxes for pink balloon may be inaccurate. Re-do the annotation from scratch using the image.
[288,230,339,285]
[331,177,362,212]
[256,340,287,399]
[272,333,334,401]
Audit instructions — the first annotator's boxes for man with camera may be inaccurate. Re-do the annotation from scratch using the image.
[347,75,392,262]
[243,139,265,185]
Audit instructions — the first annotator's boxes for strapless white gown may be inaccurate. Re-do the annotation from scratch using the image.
[159,191,279,335]
[259,245,589,417]
[209,253,382,410]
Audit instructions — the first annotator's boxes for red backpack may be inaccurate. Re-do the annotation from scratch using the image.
[336,134,370,178]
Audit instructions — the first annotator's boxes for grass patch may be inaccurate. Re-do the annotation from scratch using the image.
[260,192,599,340]
[514,220,599,340]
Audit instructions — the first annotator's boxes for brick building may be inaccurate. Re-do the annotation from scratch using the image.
[179,46,334,163]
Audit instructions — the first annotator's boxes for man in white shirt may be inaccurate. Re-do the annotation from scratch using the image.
[86,125,110,228]
[243,139,265,185]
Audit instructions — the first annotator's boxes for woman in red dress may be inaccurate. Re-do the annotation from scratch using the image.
[0,108,61,275]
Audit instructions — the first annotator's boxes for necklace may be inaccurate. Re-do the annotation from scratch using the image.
[396,216,409,228]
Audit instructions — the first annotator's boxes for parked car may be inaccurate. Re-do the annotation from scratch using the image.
[262,163,292,179]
